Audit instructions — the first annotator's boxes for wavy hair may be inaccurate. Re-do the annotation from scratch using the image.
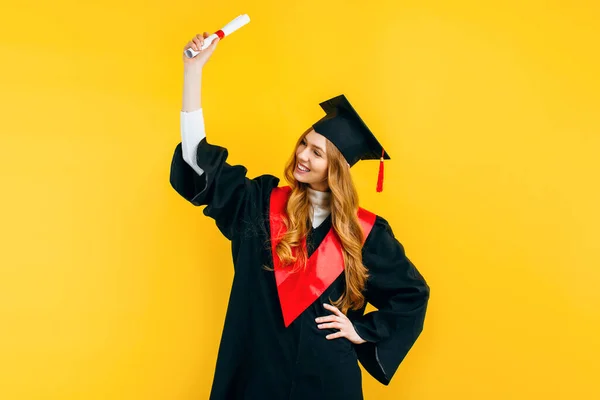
[273,128,370,314]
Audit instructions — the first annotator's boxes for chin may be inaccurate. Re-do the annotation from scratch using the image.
[293,171,308,183]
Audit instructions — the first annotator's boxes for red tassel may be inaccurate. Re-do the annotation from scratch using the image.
[376,148,385,192]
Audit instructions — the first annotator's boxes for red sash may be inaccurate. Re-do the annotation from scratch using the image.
[269,186,376,327]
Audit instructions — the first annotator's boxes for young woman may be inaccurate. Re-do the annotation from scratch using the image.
[170,32,430,400]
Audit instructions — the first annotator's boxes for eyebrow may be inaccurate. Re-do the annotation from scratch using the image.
[302,138,325,153]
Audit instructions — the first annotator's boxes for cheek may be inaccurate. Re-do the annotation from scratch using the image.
[315,160,328,176]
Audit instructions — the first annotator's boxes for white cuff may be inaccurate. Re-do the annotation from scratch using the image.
[180,109,206,176]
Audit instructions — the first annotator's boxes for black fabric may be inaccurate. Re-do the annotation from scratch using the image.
[312,94,391,166]
[169,138,430,399]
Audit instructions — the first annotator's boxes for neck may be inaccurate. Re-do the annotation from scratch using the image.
[308,182,329,192]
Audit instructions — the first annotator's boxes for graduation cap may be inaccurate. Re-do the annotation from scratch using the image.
[312,94,390,192]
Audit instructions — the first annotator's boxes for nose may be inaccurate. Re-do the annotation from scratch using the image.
[297,147,311,163]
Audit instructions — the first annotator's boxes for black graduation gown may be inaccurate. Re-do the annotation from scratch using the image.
[169,138,430,400]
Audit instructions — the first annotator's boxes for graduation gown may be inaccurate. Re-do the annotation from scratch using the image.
[169,138,430,399]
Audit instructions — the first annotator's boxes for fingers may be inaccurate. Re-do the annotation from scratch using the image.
[318,304,351,340]
[323,303,345,318]
[315,315,339,323]
[183,33,206,52]
[193,34,204,51]
[185,33,219,53]
[326,331,345,340]
[317,322,343,330]
[185,40,199,52]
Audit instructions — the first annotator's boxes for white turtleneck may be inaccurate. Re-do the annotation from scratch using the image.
[180,108,332,228]
[307,187,332,228]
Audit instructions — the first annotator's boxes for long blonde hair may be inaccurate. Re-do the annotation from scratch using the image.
[274,128,369,314]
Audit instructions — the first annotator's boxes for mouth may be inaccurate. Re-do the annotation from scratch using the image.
[296,162,310,173]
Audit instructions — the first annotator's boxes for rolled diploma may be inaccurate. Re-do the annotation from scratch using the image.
[184,14,251,58]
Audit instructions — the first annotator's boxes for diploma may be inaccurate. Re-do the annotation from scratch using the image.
[184,14,251,58]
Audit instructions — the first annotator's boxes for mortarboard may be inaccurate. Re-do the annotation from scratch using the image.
[312,94,390,192]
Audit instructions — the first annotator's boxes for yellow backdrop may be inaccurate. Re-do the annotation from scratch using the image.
[1,0,599,398]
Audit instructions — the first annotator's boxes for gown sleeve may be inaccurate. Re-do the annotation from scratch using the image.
[169,136,279,241]
[351,216,430,385]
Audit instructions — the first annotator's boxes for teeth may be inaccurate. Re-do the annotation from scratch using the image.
[297,163,310,172]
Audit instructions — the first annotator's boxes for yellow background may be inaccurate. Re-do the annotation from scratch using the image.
[1,0,599,398]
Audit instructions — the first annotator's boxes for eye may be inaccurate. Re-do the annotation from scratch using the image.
[314,150,321,157]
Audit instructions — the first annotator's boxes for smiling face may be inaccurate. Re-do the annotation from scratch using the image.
[292,129,330,191]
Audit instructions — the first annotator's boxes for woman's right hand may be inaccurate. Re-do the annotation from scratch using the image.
[182,32,220,70]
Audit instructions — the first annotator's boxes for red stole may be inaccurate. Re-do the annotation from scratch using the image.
[269,186,376,327]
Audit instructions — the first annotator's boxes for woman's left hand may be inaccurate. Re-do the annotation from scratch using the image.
[316,303,366,345]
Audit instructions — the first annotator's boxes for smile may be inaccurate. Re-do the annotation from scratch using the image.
[297,163,310,173]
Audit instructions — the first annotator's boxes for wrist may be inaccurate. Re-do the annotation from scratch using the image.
[183,65,203,77]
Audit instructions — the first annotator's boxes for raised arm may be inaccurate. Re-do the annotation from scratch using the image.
[180,33,219,175]
[170,33,280,241]
[182,32,218,111]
